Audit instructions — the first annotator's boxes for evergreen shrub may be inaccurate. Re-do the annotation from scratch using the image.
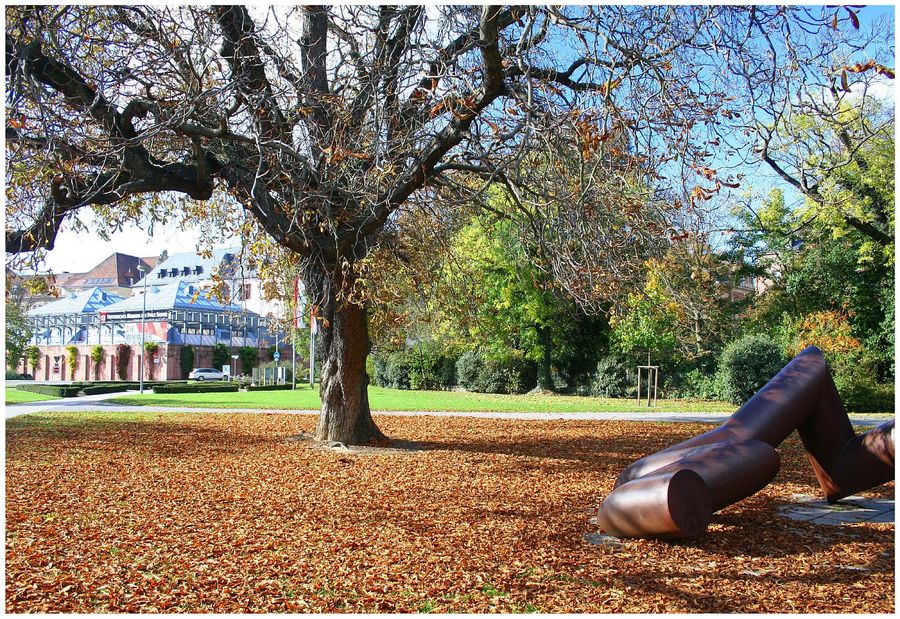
[455,349,536,394]
[716,335,785,405]
[671,368,722,401]
[373,350,412,389]
[455,350,481,391]
[373,343,458,390]
[588,355,631,398]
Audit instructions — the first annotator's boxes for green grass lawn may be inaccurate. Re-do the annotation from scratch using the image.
[108,385,735,413]
[5,388,61,404]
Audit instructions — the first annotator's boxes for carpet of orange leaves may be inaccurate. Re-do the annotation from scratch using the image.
[5,412,894,613]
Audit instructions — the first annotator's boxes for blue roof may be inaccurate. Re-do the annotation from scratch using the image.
[100,281,252,314]
[28,287,124,316]
[134,247,257,287]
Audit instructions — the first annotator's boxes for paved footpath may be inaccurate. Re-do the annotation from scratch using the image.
[4,392,891,427]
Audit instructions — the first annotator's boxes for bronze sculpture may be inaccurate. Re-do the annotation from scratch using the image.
[596,346,895,538]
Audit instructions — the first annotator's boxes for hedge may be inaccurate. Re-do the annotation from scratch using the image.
[373,343,458,390]
[246,383,293,391]
[81,384,133,396]
[455,350,536,394]
[70,381,177,391]
[152,383,240,394]
[15,384,81,398]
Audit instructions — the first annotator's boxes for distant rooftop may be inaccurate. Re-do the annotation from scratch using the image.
[134,248,256,287]
[65,252,156,289]
[101,280,251,314]
[27,287,124,317]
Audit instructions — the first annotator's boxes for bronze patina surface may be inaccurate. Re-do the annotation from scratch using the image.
[597,346,895,538]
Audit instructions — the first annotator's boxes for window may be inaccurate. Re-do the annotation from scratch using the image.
[182,267,191,276]
[194,266,203,275]
[169,268,178,277]
[241,283,252,301]
[157,271,166,278]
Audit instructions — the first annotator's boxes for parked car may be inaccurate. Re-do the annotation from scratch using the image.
[188,368,226,381]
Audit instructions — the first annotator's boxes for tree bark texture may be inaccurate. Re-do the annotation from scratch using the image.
[314,298,385,445]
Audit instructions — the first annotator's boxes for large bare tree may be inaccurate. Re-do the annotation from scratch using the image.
[6,5,870,444]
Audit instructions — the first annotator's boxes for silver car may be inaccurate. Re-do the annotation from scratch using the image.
[188,368,226,381]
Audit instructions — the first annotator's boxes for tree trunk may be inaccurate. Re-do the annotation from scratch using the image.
[314,300,386,445]
[536,324,554,391]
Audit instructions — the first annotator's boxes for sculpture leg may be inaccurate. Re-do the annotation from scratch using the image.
[823,419,895,502]
[598,347,895,539]
[597,439,779,538]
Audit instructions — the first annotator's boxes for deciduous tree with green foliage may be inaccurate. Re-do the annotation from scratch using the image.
[5,300,32,370]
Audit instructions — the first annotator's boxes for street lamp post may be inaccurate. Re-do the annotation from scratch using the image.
[274,323,281,384]
[137,265,148,394]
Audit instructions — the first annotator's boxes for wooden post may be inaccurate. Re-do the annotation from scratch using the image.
[653,367,659,407]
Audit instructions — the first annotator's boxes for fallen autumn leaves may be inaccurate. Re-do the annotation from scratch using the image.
[5,412,894,613]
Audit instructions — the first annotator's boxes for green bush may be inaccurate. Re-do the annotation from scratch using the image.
[5,370,32,380]
[16,384,81,397]
[834,373,895,413]
[373,350,411,389]
[372,343,457,391]
[671,368,722,400]
[153,383,239,394]
[588,355,631,398]
[409,343,457,390]
[455,349,536,394]
[716,335,786,405]
[238,346,259,374]
[455,350,481,391]
[246,383,293,391]
[71,381,177,389]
